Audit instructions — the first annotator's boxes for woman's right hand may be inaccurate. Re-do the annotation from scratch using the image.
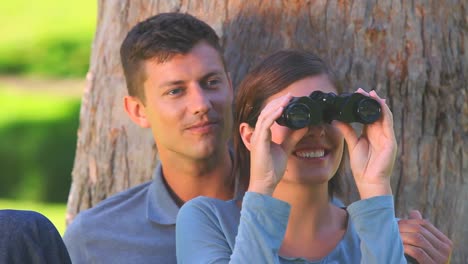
[244,93,308,196]
[333,89,397,199]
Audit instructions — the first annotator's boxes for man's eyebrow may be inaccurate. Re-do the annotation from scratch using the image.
[200,70,225,80]
[158,80,185,89]
[158,71,225,89]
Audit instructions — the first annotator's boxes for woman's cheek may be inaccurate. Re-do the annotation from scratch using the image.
[270,123,292,144]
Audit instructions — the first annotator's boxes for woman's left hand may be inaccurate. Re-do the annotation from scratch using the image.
[333,89,397,199]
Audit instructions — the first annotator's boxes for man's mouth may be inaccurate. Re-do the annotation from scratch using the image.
[186,121,218,133]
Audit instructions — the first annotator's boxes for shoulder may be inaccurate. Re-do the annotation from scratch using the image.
[180,196,237,218]
[0,210,57,235]
[64,181,152,240]
[0,209,52,225]
[0,210,71,263]
[177,196,239,230]
[96,180,153,209]
[176,197,241,252]
[180,196,222,212]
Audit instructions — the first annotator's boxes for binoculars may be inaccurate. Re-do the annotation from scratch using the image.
[276,91,382,129]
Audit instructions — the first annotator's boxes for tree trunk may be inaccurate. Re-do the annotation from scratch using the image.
[67,0,467,262]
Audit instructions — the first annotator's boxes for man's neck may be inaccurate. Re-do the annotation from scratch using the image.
[159,149,234,204]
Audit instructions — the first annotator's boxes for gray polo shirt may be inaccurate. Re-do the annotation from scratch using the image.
[63,164,179,264]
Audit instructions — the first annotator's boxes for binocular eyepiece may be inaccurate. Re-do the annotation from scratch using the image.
[276,91,382,129]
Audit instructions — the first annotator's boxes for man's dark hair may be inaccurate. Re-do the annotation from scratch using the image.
[120,12,224,101]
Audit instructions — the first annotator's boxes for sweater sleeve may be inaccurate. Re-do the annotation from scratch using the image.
[176,192,290,264]
[347,195,407,264]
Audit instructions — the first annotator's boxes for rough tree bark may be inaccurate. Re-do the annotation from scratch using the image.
[67,0,467,262]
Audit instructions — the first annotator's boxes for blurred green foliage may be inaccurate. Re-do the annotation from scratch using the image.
[0,0,94,227]
[0,0,96,77]
[0,87,80,203]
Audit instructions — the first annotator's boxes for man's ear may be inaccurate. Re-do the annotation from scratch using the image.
[123,95,150,128]
[239,122,254,151]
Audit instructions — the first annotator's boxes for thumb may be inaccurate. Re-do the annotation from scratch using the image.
[332,120,358,151]
[408,210,423,220]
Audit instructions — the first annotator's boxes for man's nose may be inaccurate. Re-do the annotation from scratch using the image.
[189,84,211,115]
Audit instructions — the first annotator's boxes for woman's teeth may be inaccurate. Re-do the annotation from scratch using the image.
[295,149,325,158]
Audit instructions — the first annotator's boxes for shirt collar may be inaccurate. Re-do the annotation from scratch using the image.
[146,163,179,225]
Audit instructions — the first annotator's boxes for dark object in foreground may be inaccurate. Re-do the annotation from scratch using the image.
[0,210,71,264]
[276,91,382,129]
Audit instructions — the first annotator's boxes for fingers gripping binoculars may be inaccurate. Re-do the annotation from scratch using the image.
[276,91,382,129]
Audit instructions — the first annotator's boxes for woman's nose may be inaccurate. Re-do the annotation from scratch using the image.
[307,124,325,137]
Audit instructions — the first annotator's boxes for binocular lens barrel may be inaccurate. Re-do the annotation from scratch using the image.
[282,104,311,130]
[276,91,381,129]
[356,98,381,124]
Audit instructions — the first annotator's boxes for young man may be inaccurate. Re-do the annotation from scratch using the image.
[64,12,234,264]
[63,12,452,264]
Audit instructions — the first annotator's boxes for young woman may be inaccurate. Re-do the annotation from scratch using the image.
[176,50,406,263]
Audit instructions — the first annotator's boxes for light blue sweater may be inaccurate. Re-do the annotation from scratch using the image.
[176,192,406,264]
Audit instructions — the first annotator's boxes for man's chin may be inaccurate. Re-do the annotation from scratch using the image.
[191,144,224,159]
[182,135,226,156]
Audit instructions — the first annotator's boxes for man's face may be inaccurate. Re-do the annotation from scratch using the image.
[141,42,233,161]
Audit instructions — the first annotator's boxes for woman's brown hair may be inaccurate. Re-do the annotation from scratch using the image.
[233,49,344,198]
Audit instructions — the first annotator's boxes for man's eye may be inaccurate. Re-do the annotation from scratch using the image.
[167,88,182,95]
[206,79,221,88]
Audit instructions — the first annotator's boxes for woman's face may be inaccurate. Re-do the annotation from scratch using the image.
[265,74,344,185]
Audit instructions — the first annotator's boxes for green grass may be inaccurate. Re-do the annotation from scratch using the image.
[0,88,80,123]
[0,82,81,203]
[0,199,67,235]
[0,0,96,77]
